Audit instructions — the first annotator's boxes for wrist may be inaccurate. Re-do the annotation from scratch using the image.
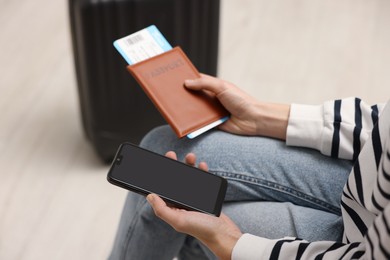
[255,102,290,140]
[209,232,243,260]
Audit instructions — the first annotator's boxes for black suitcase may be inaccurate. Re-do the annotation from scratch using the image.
[69,0,220,162]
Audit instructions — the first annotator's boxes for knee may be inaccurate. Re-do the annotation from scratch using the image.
[140,125,176,153]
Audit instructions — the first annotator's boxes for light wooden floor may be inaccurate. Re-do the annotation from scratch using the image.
[0,0,389,259]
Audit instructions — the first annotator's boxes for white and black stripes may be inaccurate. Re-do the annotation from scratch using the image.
[233,100,390,260]
[302,99,390,259]
[368,125,386,215]
[365,138,390,259]
[352,160,365,207]
[328,98,382,161]
[377,164,390,201]
[353,98,363,161]
[365,205,390,259]
[269,239,297,259]
[296,243,310,259]
[273,100,389,259]
[371,123,383,170]
[331,99,342,158]
[341,198,368,237]
[317,99,389,259]
[268,239,365,260]
[371,105,379,125]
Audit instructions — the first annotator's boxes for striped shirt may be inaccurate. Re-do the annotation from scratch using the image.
[232,98,390,259]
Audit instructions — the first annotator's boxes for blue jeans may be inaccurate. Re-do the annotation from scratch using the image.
[109,126,352,260]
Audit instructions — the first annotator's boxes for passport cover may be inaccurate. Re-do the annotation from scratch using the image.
[127,47,229,138]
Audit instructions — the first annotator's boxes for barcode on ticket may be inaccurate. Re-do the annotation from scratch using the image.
[125,34,144,46]
[114,25,172,65]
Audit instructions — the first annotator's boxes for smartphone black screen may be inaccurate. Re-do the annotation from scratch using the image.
[107,143,227,216]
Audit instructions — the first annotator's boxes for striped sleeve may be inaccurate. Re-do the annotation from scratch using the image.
[232,101,390,260]
[286,97,385,160]
[232,234,366,260]
[232,206,390,260]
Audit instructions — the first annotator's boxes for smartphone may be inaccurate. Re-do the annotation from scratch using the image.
[107,143,227,216]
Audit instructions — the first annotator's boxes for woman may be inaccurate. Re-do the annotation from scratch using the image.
[109,74,390,259]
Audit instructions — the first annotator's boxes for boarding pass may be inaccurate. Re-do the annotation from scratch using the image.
[114,25,172,65]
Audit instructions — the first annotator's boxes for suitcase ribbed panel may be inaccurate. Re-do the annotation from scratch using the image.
[69,0,220,162]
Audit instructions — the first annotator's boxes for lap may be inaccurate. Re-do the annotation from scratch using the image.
[110,126,350,259]
[141,125,353,215]
[110,195,343,260]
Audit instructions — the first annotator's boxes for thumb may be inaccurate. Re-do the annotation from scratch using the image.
[146,194,178,223]
[184,74,227,95]
[146,193,162,209]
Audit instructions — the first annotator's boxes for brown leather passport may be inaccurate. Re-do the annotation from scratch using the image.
[127,47,229,138]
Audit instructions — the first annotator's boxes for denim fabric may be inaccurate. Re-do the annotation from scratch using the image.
[108,125,352,260]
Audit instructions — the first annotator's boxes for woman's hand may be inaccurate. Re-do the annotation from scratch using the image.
[185,74,290,140]
[146,151,243,260]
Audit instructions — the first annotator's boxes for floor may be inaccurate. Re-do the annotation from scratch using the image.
[0,0,389,259]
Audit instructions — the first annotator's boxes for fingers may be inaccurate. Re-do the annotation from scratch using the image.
[185,153,196,166]
[167,151,209,171]
[184,74,228,95]
[198,162,208,171]
[146,194,181,224]
[185,153,209,171]
[165,151,177,160]
[147,193,191,234]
